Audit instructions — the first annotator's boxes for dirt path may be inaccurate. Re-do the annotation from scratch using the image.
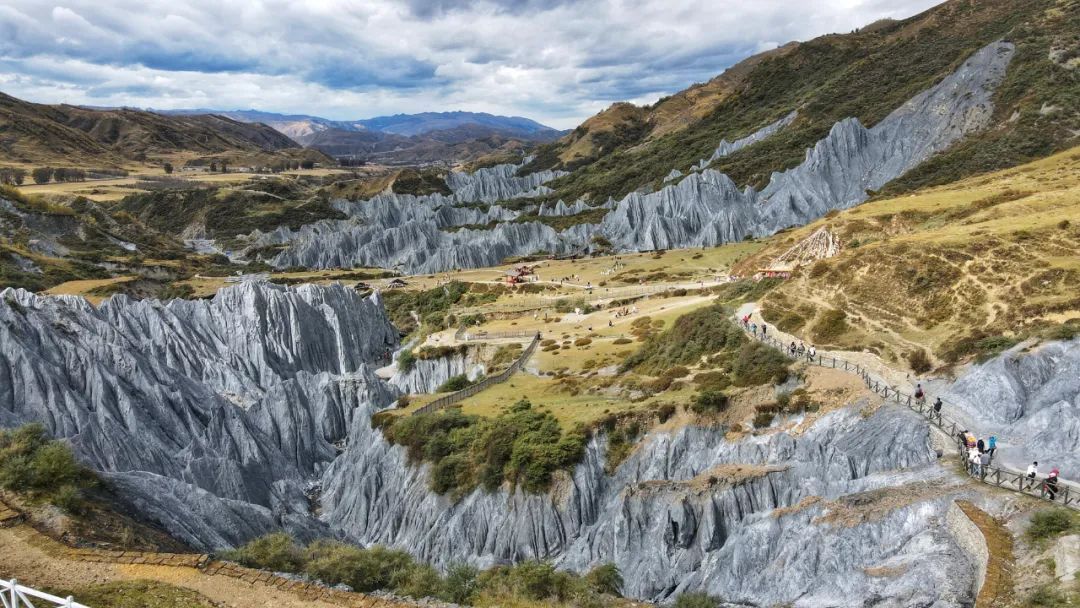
[0,519,410,608]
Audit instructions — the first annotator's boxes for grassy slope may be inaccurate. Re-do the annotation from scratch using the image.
[524,0,1078,204]
[737,145,1080,365]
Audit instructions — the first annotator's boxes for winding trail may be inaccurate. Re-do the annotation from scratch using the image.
[735,303,1080,511]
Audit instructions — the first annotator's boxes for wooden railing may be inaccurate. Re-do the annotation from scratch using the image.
[412,333,541,416]
[459,329,537,341]
[1,580,89,608]
[740,322,1079,511]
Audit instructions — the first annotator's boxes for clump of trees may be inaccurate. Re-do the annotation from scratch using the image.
[0,167,27,185]
[28,167,90,184]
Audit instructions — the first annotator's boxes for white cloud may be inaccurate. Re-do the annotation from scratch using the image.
[0,0,945,128]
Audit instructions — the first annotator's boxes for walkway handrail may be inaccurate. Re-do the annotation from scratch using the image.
[412,332,540,416]
[1,579,89,608]
[460,329,537,341]
[737,318,1080,511]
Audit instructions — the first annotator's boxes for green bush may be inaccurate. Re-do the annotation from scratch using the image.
[436,374,474,393]
[907,349,933,374]
[222,532,305,572]
[674,591,721,608]
[1027,509,1078,542]
[730,341,790,387]
[304,541,415,593]
[397,349,417,372]
[690,390,730,414]
[0,424,96,511]
[585,563,623,597]
[811,309,849,343]
[753,411,776,428]
[444,563,480,604]
[621,305,745,374]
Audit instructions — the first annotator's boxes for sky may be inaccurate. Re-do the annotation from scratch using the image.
[0,0,945,129]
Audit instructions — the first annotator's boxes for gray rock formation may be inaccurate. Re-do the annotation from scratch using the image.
[257,41,1012,275]
[689,110,797,172]
[597,41,1014,251]
[0,282,398,549]
[941,338,1080,475]
[444,160,567,203]
[389,350,485,394]
[0,282,1005,604]
[319,395,975,605]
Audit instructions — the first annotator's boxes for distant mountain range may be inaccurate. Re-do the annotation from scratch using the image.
[152,108,564,164]
[158,108,561,141]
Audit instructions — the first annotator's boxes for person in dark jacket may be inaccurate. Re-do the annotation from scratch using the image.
[977,438,985,454]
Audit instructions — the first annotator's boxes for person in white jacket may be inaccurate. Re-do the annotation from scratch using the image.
[1026,461,1039,491]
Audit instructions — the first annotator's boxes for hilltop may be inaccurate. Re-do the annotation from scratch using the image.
[525,0,1079,203]
[0,91,328,169]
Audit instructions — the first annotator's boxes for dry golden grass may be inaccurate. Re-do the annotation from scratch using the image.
[737,145,1080,365]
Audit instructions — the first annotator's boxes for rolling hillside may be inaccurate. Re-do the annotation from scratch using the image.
[525,0,1079,204]
[0,92,306,167]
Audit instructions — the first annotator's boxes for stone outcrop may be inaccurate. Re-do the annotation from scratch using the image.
[389,351,485,394]
[0,282,398,549]
[689,110,797,171]
[319,396,976,604]
[941,337,1080,475]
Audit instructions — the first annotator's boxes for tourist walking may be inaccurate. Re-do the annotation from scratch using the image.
[977,437,985,454]
[933,397,943,424]
[978,451,991,480]
[1044,469,1060,500]
[751,323,758,337]
[1027,461,1039,491]
[914,383,926,407]
[807,346,816,362]
[987,436,997,462]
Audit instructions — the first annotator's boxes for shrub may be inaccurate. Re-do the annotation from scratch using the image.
[381,400,586,495]
[0,424,96,506]
[655,402,677,423]
[907,348,932,374]
[397,349,417,372]
[305,541,415,592]
[674,592,721,608]
[436,374,474,393]
[223,533,305,572]
[585,563,623,597]
[811,309,849,343]
[621,305,745,374]
[731,341,790,387]
[753,411,776,428]
[574,337,593,347]
[693,371,729,391]
[663,366,690,379]
[690,390,730,414]
[444,563,480,604]
[613,337,632,345]
[1027,509,1077,542]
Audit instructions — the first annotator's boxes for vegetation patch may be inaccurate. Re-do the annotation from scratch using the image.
[620,305,745,374]
[225,533,624,605]
[380,400,587,496]
[0,423,97,514]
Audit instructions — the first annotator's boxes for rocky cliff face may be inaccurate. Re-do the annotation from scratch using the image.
[256,41,1013,274]
[0,282,399,549]
[319,394,976,604]
[941,338,1080,475]
[389,350,485,394]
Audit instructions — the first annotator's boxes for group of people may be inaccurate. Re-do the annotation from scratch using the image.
[959,430,1063,500]
[740,315,768,338]
[1026,461,1062,500]
[787,340,817,362]
[959,430,998,479]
